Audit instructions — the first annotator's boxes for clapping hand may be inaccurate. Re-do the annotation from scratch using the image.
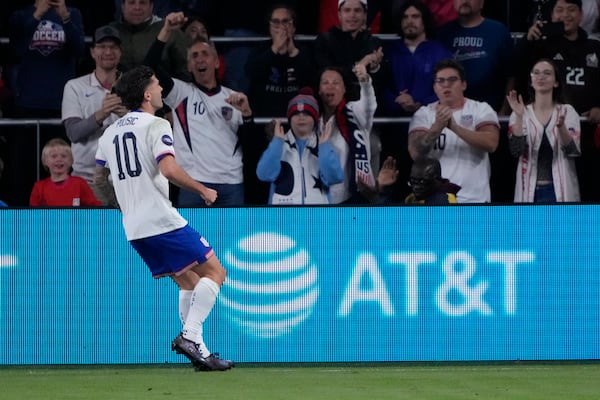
[376,156,399,188]
[273,119,286,139]
[319,120,333,143]
[506,90,525,117]
[556,105,567,128]
[433,104,453,132]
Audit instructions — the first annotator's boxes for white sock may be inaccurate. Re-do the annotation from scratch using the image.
[182,277,220,357]
[178,290,193,326]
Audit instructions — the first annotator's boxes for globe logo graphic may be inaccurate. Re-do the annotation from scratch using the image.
[219,232,320,338]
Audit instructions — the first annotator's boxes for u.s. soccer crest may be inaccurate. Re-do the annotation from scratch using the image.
[221,106,233,121]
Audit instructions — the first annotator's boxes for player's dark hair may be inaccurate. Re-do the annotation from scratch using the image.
[433,58,466,82]
[113,65,154,110]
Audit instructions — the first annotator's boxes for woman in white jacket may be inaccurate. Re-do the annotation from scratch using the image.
[506,58,581,202]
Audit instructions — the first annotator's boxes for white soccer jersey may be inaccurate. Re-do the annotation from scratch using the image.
[96,111,187,240]
[62,73,118,182]
[409,99,499,203]
[164,80,244,184]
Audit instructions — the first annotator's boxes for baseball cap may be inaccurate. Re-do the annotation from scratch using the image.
[338,0,368,9]
[94,25,121,45]
[287,88,320,124]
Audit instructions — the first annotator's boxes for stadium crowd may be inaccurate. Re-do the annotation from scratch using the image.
[1,0,600,206]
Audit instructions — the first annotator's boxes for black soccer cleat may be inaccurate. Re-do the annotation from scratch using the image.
[171,334,203,366]
[194,352,235,372]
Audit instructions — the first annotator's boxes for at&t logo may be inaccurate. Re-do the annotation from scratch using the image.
[219,232,319,338]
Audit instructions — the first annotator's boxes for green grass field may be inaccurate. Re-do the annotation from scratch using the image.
[1,362,599,400]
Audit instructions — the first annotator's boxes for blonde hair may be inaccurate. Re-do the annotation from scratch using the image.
[41,138,73,170]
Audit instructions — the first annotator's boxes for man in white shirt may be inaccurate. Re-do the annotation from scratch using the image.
[408,59,499,203]
[145,12,256,206]
[62,25,127,204]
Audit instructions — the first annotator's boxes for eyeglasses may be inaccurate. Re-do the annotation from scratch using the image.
[530,70,554,77]
[270,18,293,26]
[434,76,460,85]
[95,43,120,51]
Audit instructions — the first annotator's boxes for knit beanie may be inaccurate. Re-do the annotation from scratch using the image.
[286,88,320,124]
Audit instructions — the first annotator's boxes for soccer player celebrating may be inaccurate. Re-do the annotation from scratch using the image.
[94,65,233,371]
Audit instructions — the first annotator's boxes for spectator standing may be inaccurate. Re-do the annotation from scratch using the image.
[145,12,257,206]
[5,0,85,206]
[408,59,499,203]
[520,0,600,36]
[315,0,385,175]
[256,90,344,204]
[506,59,581,202]
[110,0,189,80]
[318,64,377,204]
[61,25,126,205]
[246,4,315,118]
[519,0,600,115]
[8,0,85,117]
[383,0,453,116]
[380,0,453,196]
[518,0,600,201]
[314,0,385,101]
[30,138,101,206]
[437,0,515,113]
[181,15,225,82]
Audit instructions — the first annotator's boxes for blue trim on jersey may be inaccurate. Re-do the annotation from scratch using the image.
[156,151,174,163]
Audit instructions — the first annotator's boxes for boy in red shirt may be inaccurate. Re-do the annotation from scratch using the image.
[29,138,101,206]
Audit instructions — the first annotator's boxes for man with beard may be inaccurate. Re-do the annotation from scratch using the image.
[438,0,515,113]
[383,0,452,116]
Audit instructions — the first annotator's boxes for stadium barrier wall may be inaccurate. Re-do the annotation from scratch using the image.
[0,205,598,364]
